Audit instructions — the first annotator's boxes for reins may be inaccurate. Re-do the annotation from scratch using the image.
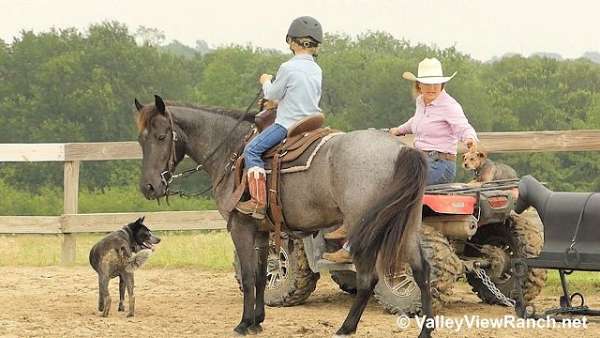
[159,89,262,202]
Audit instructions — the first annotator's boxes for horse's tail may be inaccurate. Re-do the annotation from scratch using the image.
[348,147,427,273]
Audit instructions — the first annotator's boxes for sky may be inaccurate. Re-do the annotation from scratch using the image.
[1,0,598,61]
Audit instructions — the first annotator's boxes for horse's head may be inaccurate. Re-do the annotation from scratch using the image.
[135,95,184,200]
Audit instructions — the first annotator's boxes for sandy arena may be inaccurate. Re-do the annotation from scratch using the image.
[0,267,597,337]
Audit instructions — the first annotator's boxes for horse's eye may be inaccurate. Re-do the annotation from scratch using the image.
[158,134,167,141]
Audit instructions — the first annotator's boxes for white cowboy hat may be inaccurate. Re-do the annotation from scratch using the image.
[402,57,457,84]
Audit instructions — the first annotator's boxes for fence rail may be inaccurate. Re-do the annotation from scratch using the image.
[0,211,227,234]
[1,129,600,264]
[3,130,600,163]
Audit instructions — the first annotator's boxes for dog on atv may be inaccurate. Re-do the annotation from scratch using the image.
[462,151,517,183]
[89,217,160,317]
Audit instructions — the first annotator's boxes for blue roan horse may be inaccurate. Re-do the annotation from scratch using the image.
[135,95,433,337]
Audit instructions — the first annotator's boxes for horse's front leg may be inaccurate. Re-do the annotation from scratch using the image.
[231,215,257,335]
[250,230,269,334]
[335,262,378,336]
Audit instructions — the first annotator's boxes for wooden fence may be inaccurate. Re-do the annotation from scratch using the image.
[1,129,600,264]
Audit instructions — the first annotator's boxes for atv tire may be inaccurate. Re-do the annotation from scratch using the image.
[374,225,463,315]
[465,212,547,305]
[234,237,320,307]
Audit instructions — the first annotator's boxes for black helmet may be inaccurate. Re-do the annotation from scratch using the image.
[286,16,323,44]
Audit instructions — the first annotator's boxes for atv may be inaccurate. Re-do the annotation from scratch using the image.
[234,179,547,314]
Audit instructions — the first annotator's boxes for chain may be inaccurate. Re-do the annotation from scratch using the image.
[472,268,516,307]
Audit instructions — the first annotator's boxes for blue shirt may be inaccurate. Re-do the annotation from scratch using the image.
[262,54,322,129]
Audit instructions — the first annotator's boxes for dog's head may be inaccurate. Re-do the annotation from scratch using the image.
[462,151,487,170]
[127,217,161,251]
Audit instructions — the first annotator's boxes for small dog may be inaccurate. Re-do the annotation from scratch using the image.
[89,217,161,317]
[462,151,518,183]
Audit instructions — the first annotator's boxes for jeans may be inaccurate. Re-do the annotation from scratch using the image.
[244,123,288,169]
[426,156,456,185]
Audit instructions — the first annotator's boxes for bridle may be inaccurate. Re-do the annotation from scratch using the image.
[159,108,181,188]
[157,90,263,197]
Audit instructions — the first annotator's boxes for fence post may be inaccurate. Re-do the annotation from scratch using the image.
[61,160,79,265]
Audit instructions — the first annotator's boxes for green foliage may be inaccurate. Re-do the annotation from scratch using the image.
[1,22,600,208]
[192,46,285,108]
[0,22,201,190]
[0,178,214,216]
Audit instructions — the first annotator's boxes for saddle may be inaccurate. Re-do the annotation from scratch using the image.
[229,111,338,247]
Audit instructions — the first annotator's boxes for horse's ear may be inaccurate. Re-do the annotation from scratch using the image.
[154,95,166,114]
[134,98,144,112]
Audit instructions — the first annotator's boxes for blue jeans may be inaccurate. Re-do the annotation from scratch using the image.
[244,123,288,169]
[426,156,456,185]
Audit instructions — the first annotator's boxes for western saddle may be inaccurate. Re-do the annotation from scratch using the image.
[229,108,337,247]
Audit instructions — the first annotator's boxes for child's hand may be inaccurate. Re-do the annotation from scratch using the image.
[259,74,273,85]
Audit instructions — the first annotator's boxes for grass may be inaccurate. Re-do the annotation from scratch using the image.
[0,231,235,271]
[0,180,216,216]
[543,270,600,295]
[2,231,600,295]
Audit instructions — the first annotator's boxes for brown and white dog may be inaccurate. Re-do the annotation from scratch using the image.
[462,151,518,183]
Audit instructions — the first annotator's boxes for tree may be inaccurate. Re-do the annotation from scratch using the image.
[1,26,599,192]
[135,26,165,46]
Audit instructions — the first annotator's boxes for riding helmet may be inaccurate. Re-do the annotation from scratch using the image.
[286,16,323,44]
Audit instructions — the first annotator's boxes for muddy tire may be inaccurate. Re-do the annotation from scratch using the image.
[330,271,357,294]
[373,225,463,315]
[234,237,320,307]
[465,212,547,305]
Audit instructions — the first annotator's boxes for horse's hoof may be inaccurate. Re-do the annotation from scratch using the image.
[118,305,124,312]
[248,325,263,334]
[233,326,249,336]
[417,331,432,338]
[332,330,354,338]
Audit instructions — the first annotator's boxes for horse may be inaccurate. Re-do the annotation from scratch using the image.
[135,95,433,337]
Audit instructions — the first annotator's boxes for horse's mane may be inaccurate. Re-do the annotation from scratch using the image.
[136,101,256,132]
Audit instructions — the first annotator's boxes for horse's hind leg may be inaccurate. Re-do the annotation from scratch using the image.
[250,230,269,334]
[335,262,378,336]
[410,244,434,338]
[231,215,257,335]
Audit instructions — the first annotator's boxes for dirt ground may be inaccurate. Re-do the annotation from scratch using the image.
[0,267,597,338]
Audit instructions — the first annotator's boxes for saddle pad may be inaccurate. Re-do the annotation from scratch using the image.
[264,132,344,174]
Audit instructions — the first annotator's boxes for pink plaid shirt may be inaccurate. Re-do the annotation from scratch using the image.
[397,90,478,155]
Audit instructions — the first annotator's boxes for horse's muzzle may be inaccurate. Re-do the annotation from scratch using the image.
[140,181,166,200]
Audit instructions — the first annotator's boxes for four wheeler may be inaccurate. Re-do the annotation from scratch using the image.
[234,179,547,314]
